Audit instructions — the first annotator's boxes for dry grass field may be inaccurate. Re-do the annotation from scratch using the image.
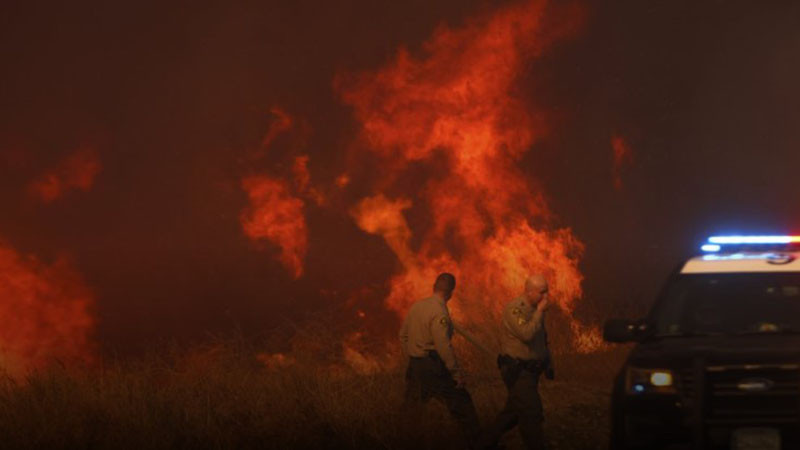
[0,320,631,450]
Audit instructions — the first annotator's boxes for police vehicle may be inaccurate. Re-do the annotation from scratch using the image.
[604,235,800,450]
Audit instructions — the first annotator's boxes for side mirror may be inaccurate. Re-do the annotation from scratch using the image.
[604,319,650,343]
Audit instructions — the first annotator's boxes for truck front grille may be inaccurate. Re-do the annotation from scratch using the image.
[705,364,800,423]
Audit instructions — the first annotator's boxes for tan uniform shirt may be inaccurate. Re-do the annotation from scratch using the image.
[500,296,549,361]
[398,294,461,375]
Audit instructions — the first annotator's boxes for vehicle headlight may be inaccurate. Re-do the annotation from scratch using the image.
[626,367,677,394]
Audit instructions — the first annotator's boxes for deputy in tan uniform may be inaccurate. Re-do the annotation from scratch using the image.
[399,272,481,443]
[479,274,552,450]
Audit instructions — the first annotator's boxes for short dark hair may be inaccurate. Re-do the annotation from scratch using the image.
[433,272,456,293]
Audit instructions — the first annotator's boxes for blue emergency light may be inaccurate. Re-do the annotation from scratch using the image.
[701,235,800,252]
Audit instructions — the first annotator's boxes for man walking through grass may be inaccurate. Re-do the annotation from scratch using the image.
[399,272,481,445]
[479,274,552,450]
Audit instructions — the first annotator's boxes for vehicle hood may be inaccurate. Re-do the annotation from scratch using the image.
[627,334,800,369]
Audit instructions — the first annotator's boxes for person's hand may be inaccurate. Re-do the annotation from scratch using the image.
[536,297,550,312]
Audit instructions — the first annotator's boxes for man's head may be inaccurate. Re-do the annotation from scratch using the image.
[433,272,456,301]
[524,274,548,305]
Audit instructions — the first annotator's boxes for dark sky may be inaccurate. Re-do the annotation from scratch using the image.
[2,0,799,352]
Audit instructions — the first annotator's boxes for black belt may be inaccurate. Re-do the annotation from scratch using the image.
[497,354,546,372]
[411,350,442,360]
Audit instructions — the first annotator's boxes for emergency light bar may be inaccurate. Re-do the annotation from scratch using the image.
[708,236,800,245]
[701,235,800,252]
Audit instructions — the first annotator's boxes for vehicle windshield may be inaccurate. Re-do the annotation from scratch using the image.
[651,273,800,336]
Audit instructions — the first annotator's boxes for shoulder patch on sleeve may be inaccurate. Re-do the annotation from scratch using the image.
[511,307,522,316]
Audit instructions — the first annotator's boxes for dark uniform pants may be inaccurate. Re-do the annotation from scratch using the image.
[480,357,546,449]
[402,352,481,441]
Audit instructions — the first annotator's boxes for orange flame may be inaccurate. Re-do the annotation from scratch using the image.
[339,0,600,350]
[241,176,308,279]
[350,195,415,268]
[28,147,101,203]
[0,241,95,378]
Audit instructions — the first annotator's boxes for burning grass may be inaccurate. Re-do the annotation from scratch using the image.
[0,321,629,450]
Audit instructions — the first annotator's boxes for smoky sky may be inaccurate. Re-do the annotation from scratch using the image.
[2,0,799,353]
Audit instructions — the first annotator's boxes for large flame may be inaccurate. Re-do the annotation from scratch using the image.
[0,241,95,378]
[337,0,590,325]
[28,147,101,203]
[243,0,605,357]
[334,0,605,352]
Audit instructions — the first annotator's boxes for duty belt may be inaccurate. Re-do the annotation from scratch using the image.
[411,350,443,361]
[497,354,547,372]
